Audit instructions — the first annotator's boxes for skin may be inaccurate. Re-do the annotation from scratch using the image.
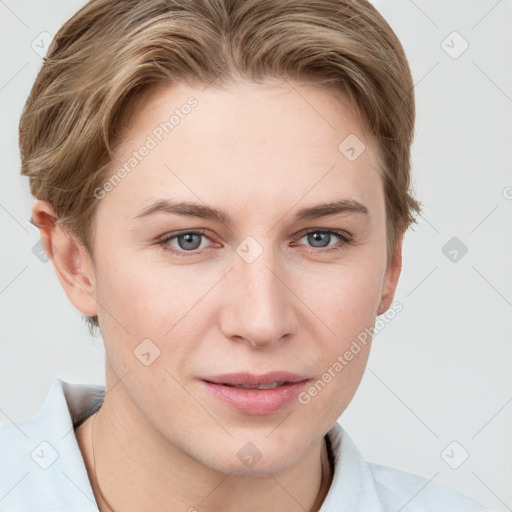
[32,78,404,512]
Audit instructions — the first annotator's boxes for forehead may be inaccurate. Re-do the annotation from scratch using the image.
[99,78,385,221]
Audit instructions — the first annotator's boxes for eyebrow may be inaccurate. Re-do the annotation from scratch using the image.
[133,198,369,224]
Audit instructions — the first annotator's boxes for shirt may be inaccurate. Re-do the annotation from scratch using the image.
[0,378,491,511]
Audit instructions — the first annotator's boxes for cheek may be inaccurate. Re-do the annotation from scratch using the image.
[294,260,382,389]
[296,258,384,329]
[94,249,179,325]
[297,267,378,414]
[93,252,215,358]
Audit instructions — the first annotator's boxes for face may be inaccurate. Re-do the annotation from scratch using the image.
[83,78,399,475]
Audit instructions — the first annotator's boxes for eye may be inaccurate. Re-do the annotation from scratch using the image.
[158,229,215,257]
[293,229,352,252]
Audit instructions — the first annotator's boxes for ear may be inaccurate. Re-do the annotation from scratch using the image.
[31,199,98,318]
[378,225,405,315]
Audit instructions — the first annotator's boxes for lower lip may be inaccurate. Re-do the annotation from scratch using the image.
[199,379,310,415]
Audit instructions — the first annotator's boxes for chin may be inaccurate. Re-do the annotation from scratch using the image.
[201,440,304,477]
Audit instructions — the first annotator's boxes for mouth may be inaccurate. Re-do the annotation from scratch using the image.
[208,381,293,390]
[198,372,311,415]
[200,371,310,388]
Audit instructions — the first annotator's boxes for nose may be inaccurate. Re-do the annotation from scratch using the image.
[219,249,295,349]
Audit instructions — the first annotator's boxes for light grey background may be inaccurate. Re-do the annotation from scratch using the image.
[1,1,511,510]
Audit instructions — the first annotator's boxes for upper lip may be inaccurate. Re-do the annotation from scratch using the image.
[201,371,311,386]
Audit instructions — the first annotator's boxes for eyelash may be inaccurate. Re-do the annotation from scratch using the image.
[157,228,353,258]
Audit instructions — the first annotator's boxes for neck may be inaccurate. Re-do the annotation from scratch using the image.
[75,374,333,512]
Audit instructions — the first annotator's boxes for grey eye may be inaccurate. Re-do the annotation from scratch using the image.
[300,231,340,248]
[176,233,203,250]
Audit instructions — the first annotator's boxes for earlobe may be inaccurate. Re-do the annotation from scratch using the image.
[31,199,98,318]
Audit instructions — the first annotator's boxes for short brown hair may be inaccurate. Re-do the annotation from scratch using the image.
[19,0,422,333]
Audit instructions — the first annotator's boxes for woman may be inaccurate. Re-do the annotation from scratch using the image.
[2,0,489,510]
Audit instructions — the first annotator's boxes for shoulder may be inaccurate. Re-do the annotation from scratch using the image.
[0,379,104,511]
[367,461,490,511]
[323,423,491,512]
[0,413,42,469]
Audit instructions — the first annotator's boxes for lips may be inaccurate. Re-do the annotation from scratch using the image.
[200,371,310,387]
[199,372,311,415]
